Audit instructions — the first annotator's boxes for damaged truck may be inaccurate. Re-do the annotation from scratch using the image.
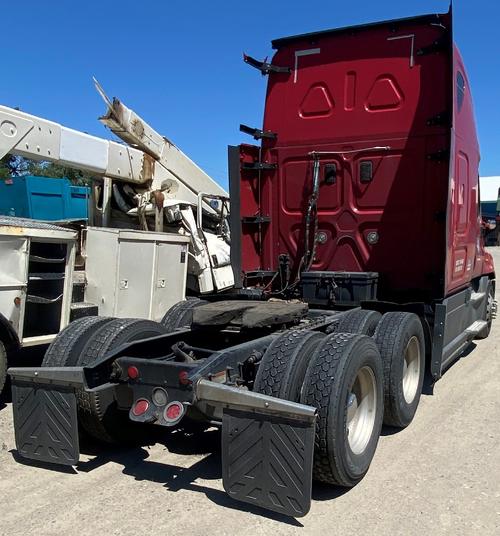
[0,80,233,395]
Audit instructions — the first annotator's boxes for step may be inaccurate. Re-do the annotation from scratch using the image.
[470,291,486,304]
[465,320,487,336]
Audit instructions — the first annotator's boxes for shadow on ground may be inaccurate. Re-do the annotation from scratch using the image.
[8,424,350,524]
[10,426,304,525]
[85,427,304,525]
[0,386,10,410]
[1,344,47,411]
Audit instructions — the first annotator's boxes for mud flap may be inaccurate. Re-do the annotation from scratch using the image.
[11,380,79,466]
[222,408,315,517]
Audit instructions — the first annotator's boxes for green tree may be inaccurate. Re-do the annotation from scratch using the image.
[0,155,29,178]
[0,155,94,185]
[28,161,94,186]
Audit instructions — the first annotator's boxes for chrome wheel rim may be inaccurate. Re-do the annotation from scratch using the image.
[402,336,421,404]
[346,366,377,455]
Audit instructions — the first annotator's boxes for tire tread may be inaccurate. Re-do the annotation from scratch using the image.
[374,312,424,428]
[161,299,207,332]
[42,316,113,367]
[302,332,357,485]
[333,309,381,336]
[254,330,324,400]
[76,318,167,443]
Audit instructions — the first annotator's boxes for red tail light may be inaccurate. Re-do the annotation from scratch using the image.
[132,399,149,416]
[164,401,185,423]
[178,370,191,385]
[127,366,139,380]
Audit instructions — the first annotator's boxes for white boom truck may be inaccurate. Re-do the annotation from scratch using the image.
[0,83,234,394]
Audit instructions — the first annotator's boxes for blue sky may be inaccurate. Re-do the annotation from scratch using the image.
[1,0,498,187]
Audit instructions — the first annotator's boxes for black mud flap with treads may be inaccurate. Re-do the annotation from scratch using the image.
[221,408,315,517]
[11,380,80,466]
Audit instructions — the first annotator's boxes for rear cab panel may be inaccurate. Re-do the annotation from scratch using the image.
[239,9,490,303]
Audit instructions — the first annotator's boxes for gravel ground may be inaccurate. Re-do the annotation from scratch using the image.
[1,251,499,536]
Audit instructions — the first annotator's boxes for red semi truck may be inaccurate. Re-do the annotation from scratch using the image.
[8,7,495,518]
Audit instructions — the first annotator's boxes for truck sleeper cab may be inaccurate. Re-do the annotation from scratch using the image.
[8,7,495,519]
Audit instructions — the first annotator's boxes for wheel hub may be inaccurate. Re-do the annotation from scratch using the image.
[402,336,420,404]
[346,366,377,455]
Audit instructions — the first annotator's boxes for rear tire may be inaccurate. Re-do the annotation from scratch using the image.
[161,298,207,332]
[254,330,325,401]
[42,316,113,367]
[76,318,168,443]
[324,317,342,334]
[374,312,425,428]
[333,309,381,336]
[0,340,7,395]
[301,332,383,487]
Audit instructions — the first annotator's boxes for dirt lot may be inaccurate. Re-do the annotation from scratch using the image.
[1,252,500,536]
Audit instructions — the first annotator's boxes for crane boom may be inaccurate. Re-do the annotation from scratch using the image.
[0,92,226,206]
[0,87,233,295]
[0,104,151,183]
[94,80,227,200]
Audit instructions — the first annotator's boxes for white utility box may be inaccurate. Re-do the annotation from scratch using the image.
[84,227,190,322]
[0,217,76,346]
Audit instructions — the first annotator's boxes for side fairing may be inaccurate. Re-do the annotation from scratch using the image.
[446,44,487,294]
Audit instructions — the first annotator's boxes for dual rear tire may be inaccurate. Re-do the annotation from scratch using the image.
[328,308,381,336]
[301,332,384,486]
[160,298,207,332]
[374,312,425,428]
[42,316,168,443]
[255,329,384,487]
[254,309,426,487]
[332,309,425,428]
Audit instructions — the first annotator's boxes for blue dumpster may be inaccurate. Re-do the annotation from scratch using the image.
[0,176,89,220]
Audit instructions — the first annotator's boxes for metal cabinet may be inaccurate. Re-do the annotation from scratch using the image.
[84,227,190,321]
[0,217,76,346]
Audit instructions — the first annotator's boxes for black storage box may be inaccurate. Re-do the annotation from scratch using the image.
[301,271,378,306]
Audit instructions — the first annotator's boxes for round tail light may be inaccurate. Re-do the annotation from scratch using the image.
[164,401,185,423]
[178,370,191,385]
[127,366,139,380]
[132,399,149,416]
